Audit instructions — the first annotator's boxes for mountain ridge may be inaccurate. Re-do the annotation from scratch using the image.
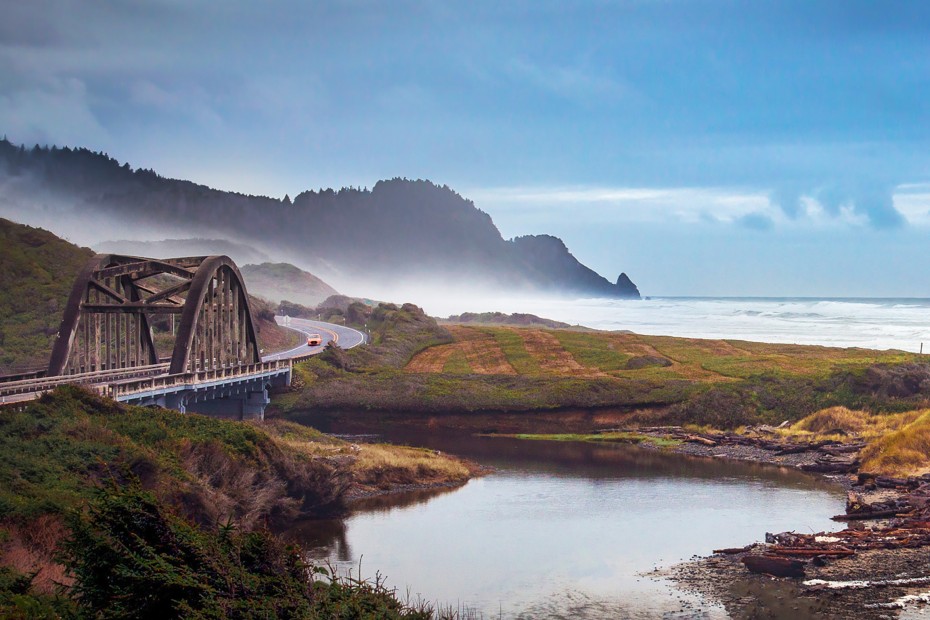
[0,139,641,299]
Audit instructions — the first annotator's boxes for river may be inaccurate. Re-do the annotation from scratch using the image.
[285,426,845,619]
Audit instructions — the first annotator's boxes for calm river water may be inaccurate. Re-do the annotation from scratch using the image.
[286,428,845,619]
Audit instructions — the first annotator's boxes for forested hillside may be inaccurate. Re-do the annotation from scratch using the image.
[0,140,640,299]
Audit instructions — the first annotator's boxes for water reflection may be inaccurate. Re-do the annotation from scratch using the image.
[287,519,353,562]
[286,424,845,619]
[370,429,840,493]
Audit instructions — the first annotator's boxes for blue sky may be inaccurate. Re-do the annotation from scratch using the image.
[3,1,930,296]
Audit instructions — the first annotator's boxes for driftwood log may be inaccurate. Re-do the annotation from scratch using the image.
[741,555,805,578]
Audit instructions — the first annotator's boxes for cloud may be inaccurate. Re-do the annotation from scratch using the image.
[468,184,777,227]
[770,186,803,219]
[893,184,930,226]
[735,212,775,231]
[471,182,925,232]
[0,76,109,146]
[505,58,637,104]
[854,188,905,229]
[766,183,906,229]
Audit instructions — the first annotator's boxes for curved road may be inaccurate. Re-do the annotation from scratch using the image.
[262,316,367,362]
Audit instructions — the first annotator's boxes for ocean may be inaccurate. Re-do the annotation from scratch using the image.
[422,297,930,353]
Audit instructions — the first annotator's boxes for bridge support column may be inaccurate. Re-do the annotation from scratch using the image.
[183,383,271,421]
[241,388,270,421]
[112,367,290,420]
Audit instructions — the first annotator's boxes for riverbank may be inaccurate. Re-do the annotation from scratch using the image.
[502,423,930,618]
[304,405,930,617]
[669,471,930,618]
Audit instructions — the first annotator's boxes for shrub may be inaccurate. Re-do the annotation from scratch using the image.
[61,484,432,619]
[793,407,867,434]
[860,411,930,476]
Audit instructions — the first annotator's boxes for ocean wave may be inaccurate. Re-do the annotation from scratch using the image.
[424,297,930,353]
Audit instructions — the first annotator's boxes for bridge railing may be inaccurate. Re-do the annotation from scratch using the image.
[0,369,47,385]
[106,359,293,400]
[0,364,171,398]
[0,345,317,405]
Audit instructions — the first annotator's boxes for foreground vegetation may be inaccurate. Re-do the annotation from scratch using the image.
[1,483,439,619]
[0,387,472,617]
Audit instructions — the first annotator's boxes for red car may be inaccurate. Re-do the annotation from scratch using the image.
[306,334,323,346]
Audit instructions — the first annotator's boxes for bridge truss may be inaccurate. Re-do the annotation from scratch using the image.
[48,254,261,377]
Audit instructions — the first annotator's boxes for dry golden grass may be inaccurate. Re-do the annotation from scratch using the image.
[778,407,921,443]
[794,406,869,434]
[352,444,473,488]
[406,326,519,375]
[403,325,919,414]
[860,410,930,476]
[260,419,473,490]
[405,344,457,373]
[449,326,517,375]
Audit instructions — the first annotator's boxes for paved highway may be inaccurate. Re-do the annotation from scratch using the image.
[262,316,367,361]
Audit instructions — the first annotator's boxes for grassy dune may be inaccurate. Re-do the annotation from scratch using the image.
[280,309,930,433]
[758,406,930,477]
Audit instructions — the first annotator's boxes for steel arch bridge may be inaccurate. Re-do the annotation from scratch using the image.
[48,254,262,377]
[0,254,296,419]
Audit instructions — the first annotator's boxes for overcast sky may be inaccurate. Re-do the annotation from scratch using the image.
[3,1,930,296]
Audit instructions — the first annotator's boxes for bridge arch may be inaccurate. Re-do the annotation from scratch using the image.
[48,254,261,376]
[168,255,260,374]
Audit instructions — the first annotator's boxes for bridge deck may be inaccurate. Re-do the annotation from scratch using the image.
[0,315,365,413]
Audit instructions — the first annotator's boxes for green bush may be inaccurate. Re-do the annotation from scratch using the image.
[62,485,431,619]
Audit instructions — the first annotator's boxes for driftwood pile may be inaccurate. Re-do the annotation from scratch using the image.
[625,426,864,473]
[622,426,930,580]
[732,474,930,579]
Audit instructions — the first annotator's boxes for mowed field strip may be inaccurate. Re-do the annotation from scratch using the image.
[406,326,517,374]
[405,325,917,382]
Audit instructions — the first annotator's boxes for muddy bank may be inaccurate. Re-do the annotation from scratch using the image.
[642,426,862,474]
[648,430,930,618]
[345,461,490,502]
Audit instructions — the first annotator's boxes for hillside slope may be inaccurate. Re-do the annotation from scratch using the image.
[241,262,339,307]
[0,387,471,617]
[0,140,641,299]
[0,218,93,372]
